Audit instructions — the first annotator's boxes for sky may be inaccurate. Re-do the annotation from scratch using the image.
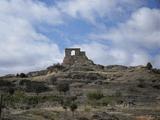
[0,0,160,75]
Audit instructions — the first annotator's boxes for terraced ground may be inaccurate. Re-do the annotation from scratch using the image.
[0,63,160,120]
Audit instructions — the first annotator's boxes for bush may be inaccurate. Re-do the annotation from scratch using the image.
[34,83,49,95]
[19,73,27,78]
[0,80,13,87]
[146,62,152,70]
[114,91,122,98]
[56,82,70,93]
[53,63,65,70]
[26,96,39,105]
[78,117,89,120]
[99,96,114,106]
[84,106,91,112]
[48,76,57,85]
[19,80,49,94]
[4,91,63,109]
[152,85,160,89]
[87,90,104,101]
[152,69,160,74]
[4,90,26,108]
[137,79,146,88]
[19,79,30,86]
[47,63,65,72]
[70,102,78,114]
[7,87,15,95]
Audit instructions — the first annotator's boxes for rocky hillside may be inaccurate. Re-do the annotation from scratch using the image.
[0,48,160,120]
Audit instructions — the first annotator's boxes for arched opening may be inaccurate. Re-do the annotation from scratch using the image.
[71,50,76,56]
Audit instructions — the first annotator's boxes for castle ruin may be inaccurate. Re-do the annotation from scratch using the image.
[62,48,93,66]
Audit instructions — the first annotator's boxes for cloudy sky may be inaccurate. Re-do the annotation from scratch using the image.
[0,0,160,75]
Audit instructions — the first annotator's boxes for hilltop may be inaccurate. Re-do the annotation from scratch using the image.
[0,48,160,120]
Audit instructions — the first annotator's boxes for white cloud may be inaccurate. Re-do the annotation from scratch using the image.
[154,55,160,68]
[0,0,159,76]
[0,0,63,25]
[57,0,144,24]
[73,42,150,66]
[90,7,160,48]
[130,52,150,66]
[88,7,160,67]
[0,0,63,75]
[73,42,109,64]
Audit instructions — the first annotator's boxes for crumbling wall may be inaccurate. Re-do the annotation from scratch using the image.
[62,48,93,66]
[65,48,81,57]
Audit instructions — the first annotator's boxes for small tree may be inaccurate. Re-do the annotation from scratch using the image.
[19,73,27,78]
[69,103,78,117]
[146,62,152,70]
[16,73,19,77]
[56,82,70,94]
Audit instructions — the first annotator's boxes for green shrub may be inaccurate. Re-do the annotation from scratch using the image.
[3,90,63,108]
[87,90,104,101]
[25,96,39,105]
[70,102,78,115]
[19,73,27,78]
[114,91,122,98]
[0,80,13,87]
[12,90,26,103]
[84,106,91,112]
[137,79,146,88]
[46,95,63,102]
[100,96,114,106]
[56,82,70,93]
[146,62,152,70]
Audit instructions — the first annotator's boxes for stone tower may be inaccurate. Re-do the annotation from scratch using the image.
[62,48,93,66]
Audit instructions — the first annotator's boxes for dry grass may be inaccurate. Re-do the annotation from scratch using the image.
[135,116,154,120]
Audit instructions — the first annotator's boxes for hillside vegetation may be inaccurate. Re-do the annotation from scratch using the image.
[0,62,160,120]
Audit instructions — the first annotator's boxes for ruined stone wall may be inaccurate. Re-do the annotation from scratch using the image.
[65,48,80,56]
[62,48,93,66]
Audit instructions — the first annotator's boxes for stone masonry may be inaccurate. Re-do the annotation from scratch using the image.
[62,48,93,66]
